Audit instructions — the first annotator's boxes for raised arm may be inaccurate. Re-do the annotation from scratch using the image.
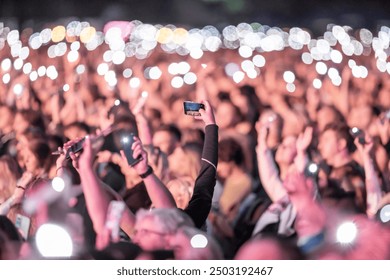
[184,100,218,228]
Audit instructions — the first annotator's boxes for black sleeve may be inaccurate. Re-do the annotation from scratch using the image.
[183,124,218,228]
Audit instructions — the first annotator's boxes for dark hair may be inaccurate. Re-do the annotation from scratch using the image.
[218,138,245,166]
[27,139,51,172]
[155,124,182,143]
[322,122,356,153]
[64,122,91,135]
[17,109,46,133]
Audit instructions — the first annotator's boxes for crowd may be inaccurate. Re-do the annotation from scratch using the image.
[0,22,390,260]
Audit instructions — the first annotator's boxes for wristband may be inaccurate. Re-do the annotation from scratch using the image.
[139,165,154,179]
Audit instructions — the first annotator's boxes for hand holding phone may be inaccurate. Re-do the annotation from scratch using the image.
[350,127,366,145]
[183,101,205,116]
[15,214,31,241]
[120,133,142,166]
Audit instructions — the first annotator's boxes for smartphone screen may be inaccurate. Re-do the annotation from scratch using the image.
[183,101,205,116]
[120,133,142,166]
[65,138,86,159]
[15,214,31,241]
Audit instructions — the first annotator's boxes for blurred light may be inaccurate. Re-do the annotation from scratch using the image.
[283,71,295,83]
[141,91,149,98]
[232,71,245,83]
[76,64,85,75]
[36,224,73,257]
[40,28,52,44]
[253,54,266,67]
[29,71,38,82]
[204,36,221,52]
[51,177,65,192]
[308,163,319,174]
[70,41,80,51]
[13,83,23,96]
[330,50,343,63]
[38,66,46,77]
[97,63,109,76]
[177,61,190,75]
[7,30,19,46]
[80,26,96,43]
[112,51,126,65]
[223,25,239,41]
[241,60,254,72]
[2,73,10,84]
[29,33,42,49]
[315,62,327,75]
[129,77,141,88]
[120,69,132,79]
[351,65,362,78]
[148,66,162,80]
[286,83,296,93]
[313,78,322,89]
[51,26,66,43]
[359,66,368,78]
[183,72,197,85]
[332,76,342,86]
[1,58,12,71]
[316,39,330,54]
[328,68,339,80]
[46,65,58,80]
[246,68,258,79]
[156,27,174,44]
[22,62,32,74]
[171,76,184,88]
[379,204,390,223]
[13,58,23,70]
[225,62,240,77]
[19,47,30,60]
[54,42,67,57]
[173,28,188,45]
[104,70,117,86]
[67,50,79,63]
[63,84,70,92]
[302,52,313,64]
[190,234,208,248]
[189,48,203,59]
[336,221,358,244]
[114,99,121,106]
[359,29,373,45]
[238,45,253,58]
[168,63,179,75]
[47,45,56,58]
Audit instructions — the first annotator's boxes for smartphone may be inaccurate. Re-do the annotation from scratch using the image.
[120,133,142,166]
[105,200,126,241]
[15,214,31,241]
[65,138,86,160]
[183,101,205,116]
[349,127,365,145]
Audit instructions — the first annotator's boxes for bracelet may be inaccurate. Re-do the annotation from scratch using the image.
[139,165,154,179]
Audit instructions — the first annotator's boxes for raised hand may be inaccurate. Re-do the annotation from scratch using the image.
[193,100,216,126]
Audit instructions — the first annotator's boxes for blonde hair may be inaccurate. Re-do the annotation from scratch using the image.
[0,156,21,203]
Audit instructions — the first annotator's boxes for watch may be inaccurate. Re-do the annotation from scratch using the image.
[139,165,154,179]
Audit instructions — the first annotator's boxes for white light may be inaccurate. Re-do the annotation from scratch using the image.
[351,65,362,78]
[63,84,70,92]
[35,224,73,258]
[177,62,190,75]
[123,68,133,78]
[246,68,258,79]
[317,39,330,54]
[379,204,390,223]
[168,63,179,75]
[2,73,11,84]
[148,66,162,80]
[46,65,57,79]
[308,163,318,174]
[283,71,295,83]
[328,68,339,80]
[103,50,113,62]
[114,99,121,106]
[238,45,253,58]
[336,221,358,244]
[97,63,109,76]
[225,62,240,77]
[204,36,221,52]
[351,127,359,134]
[201,64,207,69]
[13,84,23,96]
[171,76,184,88]
[19,47,30,60]
[121,137,129,144]
[70,41,80,51]
[332,76,342,86]
[7,30,19,46]
[315,62,327,75]
[359,66,368,78]
[29,33,42,49]
[302,52,313,64]
[232,71,245,84]
[51,177,65,192]
[112,51,126,65]
[104,70,116,85]
[13,58,23,70]
[286,83,296,93]
[76,64,85,75]
[313,78,322,89]
[253,55,266,67]
[241,60,254,72]
[67,50,79,63]
[141,91,149,98]
[22,63,32,74]
[1,58,12,71]
[129,77,141,88]
[183,72,197,85]
[190,234,208,248]
[189,48,203,59]
[330,50,343,64]
[29,71,38,82]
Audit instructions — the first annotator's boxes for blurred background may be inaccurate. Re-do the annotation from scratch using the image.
[1,0,390,34]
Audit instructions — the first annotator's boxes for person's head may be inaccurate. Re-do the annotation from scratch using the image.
[218,138,245,179]
[168,142,202,180]
[167,226,223,260]
[132,208,194,251]
[347,105,373,131]
[167,177,193,209]
[153,124,181,156]
[0,155,21,203]
[275,135,297,166]
[13,109,45,136]
[63,122,90,140]
[318,123,355,165]
[23,139,51,175]
[215,100,242,130]
[316,105,346,132]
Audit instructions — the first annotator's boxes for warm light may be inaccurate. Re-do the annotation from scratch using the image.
[156,27,174,44]
[80,26,96,43]
[51,26,66,43]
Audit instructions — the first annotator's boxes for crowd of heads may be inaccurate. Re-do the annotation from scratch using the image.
[0,20,390,260]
